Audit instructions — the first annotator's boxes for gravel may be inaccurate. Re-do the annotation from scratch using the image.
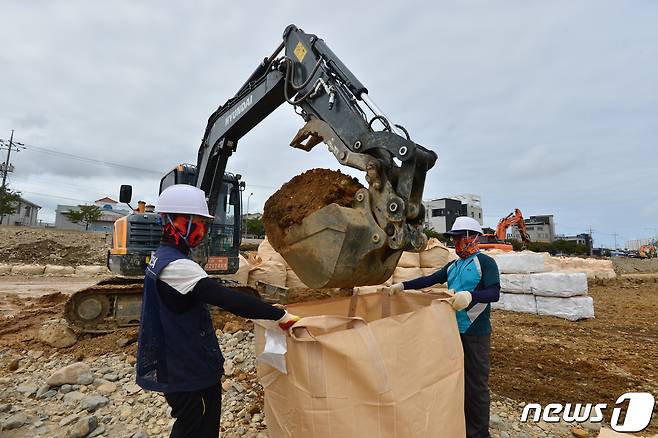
[0,328,613,438]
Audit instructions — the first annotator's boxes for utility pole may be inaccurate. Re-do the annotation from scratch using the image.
[1,130,15,189]
[612,233,619,250]
[588,225,593,256]
[0,130,24,225]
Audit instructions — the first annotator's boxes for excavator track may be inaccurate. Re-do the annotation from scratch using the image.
[65,276,286,333]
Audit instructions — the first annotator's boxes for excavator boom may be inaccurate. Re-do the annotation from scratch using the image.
[197,24,437,288]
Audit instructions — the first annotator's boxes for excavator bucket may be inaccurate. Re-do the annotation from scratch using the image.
[279,189,402,289]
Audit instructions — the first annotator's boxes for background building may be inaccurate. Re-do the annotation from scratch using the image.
[555,233,592,247]
[56,197,129,232]
[508,214,555,243]
[625,236,658,251]
[423,194,483,234]
[0,196,40,226]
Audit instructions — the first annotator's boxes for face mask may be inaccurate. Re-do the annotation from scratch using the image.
[162,214,209,249]
[453,234,480,259]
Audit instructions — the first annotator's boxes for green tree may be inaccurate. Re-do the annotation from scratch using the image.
[64,205,102,230]
[0,186,21,224]
[423,227,450,244]
[245,217,265,237]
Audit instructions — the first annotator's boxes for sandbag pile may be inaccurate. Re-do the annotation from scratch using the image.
[542,254,616,280]
[353,238,450,295]
[488,251,594,321]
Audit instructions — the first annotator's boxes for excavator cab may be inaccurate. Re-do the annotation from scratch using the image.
[108,165,244,277]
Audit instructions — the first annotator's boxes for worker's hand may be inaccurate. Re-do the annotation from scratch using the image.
[277,311,301,331]
[388,283,404,295]
[448,291,472,311]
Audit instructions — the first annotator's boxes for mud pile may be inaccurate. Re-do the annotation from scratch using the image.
[262,168,363,251]
[0,227,109,266]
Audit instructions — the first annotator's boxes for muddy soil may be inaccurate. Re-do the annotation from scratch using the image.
[262,168,363,251]
[491,277,658,432]
[612,256,658,274]
[0,227,109,266]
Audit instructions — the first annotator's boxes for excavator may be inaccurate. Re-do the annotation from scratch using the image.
[65,24,437,332]
[639,240,657,259]
[479,208,531,251]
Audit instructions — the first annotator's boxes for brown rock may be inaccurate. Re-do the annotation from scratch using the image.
[97,382,117,395]
[47,362,92,386]
[571,426,589,437]
[38,319,77,348]
[8,357,20,371]
[223,321,240,333]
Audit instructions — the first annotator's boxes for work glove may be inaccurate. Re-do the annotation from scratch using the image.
[388,283,404,295]
[448,291,472,311]
[277,311,301,331]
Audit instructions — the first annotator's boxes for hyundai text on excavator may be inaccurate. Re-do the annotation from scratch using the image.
[479,208,531,251]
[65,24,437,332]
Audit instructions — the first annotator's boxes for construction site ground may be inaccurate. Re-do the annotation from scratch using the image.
[0,228,656,435]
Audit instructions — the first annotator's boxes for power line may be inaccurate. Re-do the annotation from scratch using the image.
[19,142,162,175]
[19,190,92,203]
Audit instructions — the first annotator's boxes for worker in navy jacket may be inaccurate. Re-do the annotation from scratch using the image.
[389,216,500,438]
[136,184,299,438]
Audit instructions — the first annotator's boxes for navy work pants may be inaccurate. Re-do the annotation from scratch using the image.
[164,383,222,438]
[461,334,491,438]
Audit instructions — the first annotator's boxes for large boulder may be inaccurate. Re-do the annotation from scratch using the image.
[47,362,92,386]
[38,319,77,348]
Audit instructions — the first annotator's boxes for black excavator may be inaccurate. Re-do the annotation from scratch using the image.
[65,24,437,332]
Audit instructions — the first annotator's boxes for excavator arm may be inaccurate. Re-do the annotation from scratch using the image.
[196,24,437,288]
[496,208,531,249]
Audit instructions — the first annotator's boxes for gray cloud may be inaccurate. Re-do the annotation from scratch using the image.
[1,0,656,247]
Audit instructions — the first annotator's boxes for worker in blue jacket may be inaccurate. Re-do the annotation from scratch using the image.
[389,216,500,438]
[136,184,299,438]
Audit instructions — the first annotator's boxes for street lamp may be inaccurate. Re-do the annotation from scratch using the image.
[244,193,253,237]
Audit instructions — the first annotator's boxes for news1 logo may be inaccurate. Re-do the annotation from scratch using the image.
[520,392,655,433]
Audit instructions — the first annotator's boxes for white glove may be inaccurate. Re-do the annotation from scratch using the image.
[277,311,301,331]
[388,283,404,295]
[448,291,472,311]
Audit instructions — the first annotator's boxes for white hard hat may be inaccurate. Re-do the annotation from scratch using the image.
[444,216,483,237]
[155,184,214,219]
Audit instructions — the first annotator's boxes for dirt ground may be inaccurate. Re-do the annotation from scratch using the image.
[613,256,658,274]
[0,227,109,266]
[491,276,658,433]
[0,268,656,432]
[263,168,363,251]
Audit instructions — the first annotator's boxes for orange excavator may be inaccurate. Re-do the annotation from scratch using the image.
[479,208,531,251]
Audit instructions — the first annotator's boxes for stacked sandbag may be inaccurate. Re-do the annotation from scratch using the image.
[490,251,545,274]
[392,266,423,283]
[536,296,595,321]
[529,272,588,297]
[257,238,288,266]
[543,254,616,280]
[499,274,530,294]
[223,254,250,284]
[285,268,308,289]
[248,261,287,288]
[419,239,449,268]
[491,252,594,320]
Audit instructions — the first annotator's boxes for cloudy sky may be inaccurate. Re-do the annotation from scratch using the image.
[1,1,656,248]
